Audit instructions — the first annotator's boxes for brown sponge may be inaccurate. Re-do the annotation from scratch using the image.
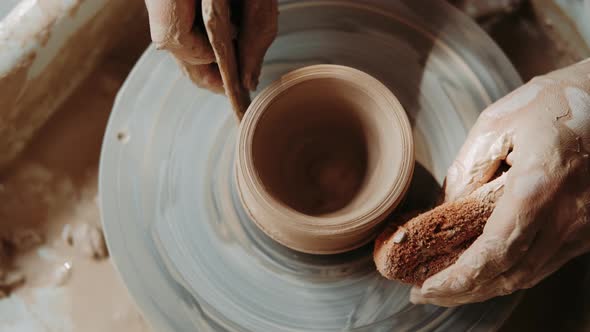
[373,174,506,285]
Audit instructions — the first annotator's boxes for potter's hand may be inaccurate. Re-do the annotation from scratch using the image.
[411,59,590,307]
[144,0,277,93]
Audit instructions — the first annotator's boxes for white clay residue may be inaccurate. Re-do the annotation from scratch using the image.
[484,83,544,118]
[564,86,590,133]
[0,164,149,332]
[0,40,150,329]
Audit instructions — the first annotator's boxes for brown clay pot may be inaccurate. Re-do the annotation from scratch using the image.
[235,64,414,254]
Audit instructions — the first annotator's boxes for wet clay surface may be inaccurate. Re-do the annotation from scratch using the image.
[252,81,369,215]
[0,17,152,332]
[238,65,414,254]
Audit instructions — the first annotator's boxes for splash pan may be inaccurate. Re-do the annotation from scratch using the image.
[100,1,523,331]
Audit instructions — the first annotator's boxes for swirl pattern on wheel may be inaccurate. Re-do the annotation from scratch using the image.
[100,1,522,331]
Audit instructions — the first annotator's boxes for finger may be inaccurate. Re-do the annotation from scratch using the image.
[444,121,513,202]
[409,286,467,307]
[494,185,580,291]
[412,262,526,306]
[411,285,491,307]
[416,153,587,306]
[145,0,215,64]
[178,60,224,93]
[421,165,550,299]
[425,234,590,306]
[425,220,560,305]
[203,0,251,117]
[410,286,430,305]
[521,239,590,289]
[495,217,559,290]
[411,283,494,307]
[445,183,590,303]
[237,0,278,90]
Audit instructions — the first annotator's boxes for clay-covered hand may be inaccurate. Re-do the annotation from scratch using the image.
[144,0,277,93]
[411,59,590,307]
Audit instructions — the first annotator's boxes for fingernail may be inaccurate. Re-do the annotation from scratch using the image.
[422,274,470,297]
[409,288,426,304]
[421,275,448,295]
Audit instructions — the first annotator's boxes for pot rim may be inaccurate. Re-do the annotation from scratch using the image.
[236,64,414,236]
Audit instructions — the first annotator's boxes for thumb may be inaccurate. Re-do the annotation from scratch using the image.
[445,118,513,202]
[146,0,215,64]
[179,61,224,94]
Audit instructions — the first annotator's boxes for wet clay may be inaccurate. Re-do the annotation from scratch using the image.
[0,166,148,332]
[0,31,150,330]
[237,65,414,254]
[252,80,369,215]
[0,0,146,170]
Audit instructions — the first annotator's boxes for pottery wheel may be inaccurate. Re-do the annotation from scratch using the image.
[99,1,523,331]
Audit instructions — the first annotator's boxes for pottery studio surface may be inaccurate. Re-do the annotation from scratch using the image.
[1,0,590,331]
